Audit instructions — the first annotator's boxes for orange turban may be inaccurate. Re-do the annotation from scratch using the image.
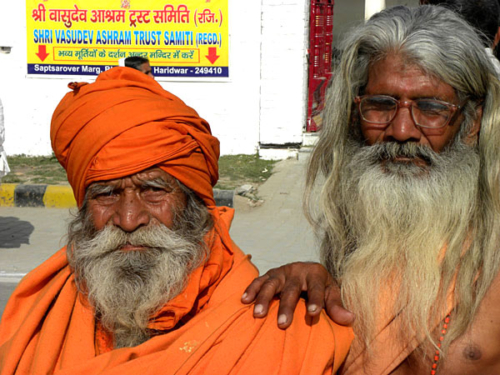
[51,67,219,208]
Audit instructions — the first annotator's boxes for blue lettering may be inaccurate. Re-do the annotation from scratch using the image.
[134,31,162,45]
[197,33,218,45]
[96,30,131,45]
[34,29,53,43]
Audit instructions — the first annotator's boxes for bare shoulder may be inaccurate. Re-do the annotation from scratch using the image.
[440,271,500,374]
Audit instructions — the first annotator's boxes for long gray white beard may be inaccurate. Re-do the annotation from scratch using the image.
[68,223,206,349]
[336,140,480,350]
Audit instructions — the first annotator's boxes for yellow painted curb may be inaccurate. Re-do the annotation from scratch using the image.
[0,184,16,207]
[43,185,77,208]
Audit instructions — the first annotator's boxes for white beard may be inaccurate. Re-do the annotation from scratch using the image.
[68,222,206,348]
[335,140,479,350]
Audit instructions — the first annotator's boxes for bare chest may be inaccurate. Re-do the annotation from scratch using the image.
[394,339,500,375]
[392,274,500,375]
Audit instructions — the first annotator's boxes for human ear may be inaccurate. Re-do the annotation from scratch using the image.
[464,105,482,146]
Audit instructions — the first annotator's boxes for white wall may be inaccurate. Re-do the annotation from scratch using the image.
[259,0,309,146]
[0,1,263,157]
[158,0,263,156]
[0,4,69,156]
[0,0,421,158]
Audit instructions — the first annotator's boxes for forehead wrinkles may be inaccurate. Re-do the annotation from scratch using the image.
[366,56,457,100]
[369,52,427,75]
[368,60,424,85]
[88,171,176,190]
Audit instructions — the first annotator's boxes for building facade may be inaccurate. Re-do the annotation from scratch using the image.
[0,0,417,159]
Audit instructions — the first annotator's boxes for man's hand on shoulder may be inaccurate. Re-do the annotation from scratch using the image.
[241,262,355,329]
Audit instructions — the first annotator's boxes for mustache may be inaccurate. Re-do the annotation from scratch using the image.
[78,224,187,258]
[360,142,437,165]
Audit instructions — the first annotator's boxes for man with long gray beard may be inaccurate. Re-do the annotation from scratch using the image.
[0,68,353,374]
[242,5,500,374]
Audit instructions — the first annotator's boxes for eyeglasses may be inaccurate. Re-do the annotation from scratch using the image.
[354,95,463,129]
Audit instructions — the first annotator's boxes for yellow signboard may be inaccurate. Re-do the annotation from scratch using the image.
[26,0,229,78]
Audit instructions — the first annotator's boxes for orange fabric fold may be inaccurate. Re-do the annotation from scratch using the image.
[2,67,354,373]
[0,208,354,374]
[50,67,219,208]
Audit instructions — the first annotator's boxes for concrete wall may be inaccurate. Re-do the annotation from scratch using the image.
[0,1,264,157]
[0,0,421,158]
[163,1,263,156]
[259,0,309,147]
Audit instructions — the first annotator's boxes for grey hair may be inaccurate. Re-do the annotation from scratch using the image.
[311,4,499,182]
[306,5,500,353]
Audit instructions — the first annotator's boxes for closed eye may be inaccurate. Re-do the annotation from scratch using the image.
[143,186,165,193]
[416,100,449,114]
[92,190,120,205]
[363,96,397,111]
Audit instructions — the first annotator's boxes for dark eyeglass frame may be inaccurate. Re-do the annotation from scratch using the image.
[354,95,464,129]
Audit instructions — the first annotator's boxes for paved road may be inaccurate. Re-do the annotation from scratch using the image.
[0,153,318,316]
[230,154,318,271]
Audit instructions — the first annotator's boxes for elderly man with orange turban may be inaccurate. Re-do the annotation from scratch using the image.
[0,68,352,374]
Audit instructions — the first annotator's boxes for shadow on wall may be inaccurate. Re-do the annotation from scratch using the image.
[0,216,34,248]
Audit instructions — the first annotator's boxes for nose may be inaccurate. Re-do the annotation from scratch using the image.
[383,105,422,144]
[112,191,150,232]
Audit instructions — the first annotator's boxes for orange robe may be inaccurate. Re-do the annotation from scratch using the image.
[0,208,353,374]
[1,68,353,373]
